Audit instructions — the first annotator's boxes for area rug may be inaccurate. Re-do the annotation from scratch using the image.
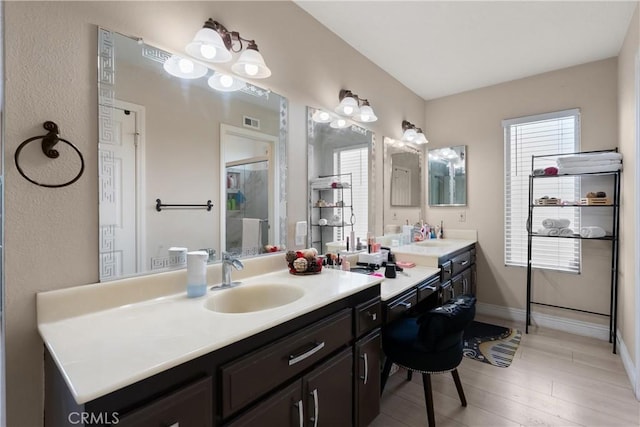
[463,321,522,368]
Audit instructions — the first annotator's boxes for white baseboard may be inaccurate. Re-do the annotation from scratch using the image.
[476,302,610,340]
[616,330,640,401]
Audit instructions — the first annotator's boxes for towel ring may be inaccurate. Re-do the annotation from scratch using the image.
[14,121,85,188]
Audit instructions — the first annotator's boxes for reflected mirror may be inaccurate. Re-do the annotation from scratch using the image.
[385,140,423,207]
[428,145,466,206]
[98,28,287,281]
[307,107,375,254]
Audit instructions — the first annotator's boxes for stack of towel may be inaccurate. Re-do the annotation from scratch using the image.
[538,218,574,236]
[556,151,622,175]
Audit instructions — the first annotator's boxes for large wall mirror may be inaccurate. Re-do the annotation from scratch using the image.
[384,139,423,207]
[98,28,287,281]
[307,107,375,254]
[428,145,466,206]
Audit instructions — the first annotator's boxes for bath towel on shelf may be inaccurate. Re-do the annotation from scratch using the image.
[580,226,607,238]
[537,227,574,237]
[241,218,262,257]
[542,218,570,229]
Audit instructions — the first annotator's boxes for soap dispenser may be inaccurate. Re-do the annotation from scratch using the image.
[186,251,209,298]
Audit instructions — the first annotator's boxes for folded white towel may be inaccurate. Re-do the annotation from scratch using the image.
[537,228,559,236]
[542,218,570,229]
[557,159,621,168]
[556,152,622,164]
[538,227,574,237]
[580,226,606,238]
[558,228,574,237]
[558,163,622,175]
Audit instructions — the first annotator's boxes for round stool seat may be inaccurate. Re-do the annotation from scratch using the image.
[382,316,463,373]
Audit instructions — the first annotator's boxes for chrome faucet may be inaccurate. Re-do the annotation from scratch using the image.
[220,252,244,288]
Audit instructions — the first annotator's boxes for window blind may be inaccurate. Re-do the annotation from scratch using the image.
[334,146,368,242]
[503,109,581,273]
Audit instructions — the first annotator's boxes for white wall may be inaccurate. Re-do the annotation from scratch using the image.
[3,2,425,426]
[424,58,619,323]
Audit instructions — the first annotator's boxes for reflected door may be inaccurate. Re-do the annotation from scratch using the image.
[99,102,144,279]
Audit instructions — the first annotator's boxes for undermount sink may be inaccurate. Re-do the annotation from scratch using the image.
[414,240,452,247]
[204,284,305,314]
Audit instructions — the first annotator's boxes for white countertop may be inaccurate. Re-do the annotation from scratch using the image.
[392,238,477,267]
[38,268,383,404]
[379,265,441,301]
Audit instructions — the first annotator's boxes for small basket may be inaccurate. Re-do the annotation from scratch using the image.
[535,198,562,205]
[580,197,612,206]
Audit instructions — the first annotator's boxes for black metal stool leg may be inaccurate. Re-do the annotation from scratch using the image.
[451,369,467,407]
[381,357,393,395]
[422,373,436,427]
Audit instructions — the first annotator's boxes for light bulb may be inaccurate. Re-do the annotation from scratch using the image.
[178,58,194,74]
[244,63,259,76]
[337,119,346,127]
[319,112,330,121]
[360,113,370,121]
[200,44,217,59]
[343,106,354,115]
[220,75,234,88]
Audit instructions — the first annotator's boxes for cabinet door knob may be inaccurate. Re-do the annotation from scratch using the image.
[360,353,369,385]
[309,388,319,427]
[294,399,304,427]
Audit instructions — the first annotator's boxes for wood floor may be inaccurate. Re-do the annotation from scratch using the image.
[372,315,640,427]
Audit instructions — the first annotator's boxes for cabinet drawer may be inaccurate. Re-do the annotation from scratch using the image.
[416,276,439,302]
[221,309,353,418]
[451,251,471,276]
[118,377,212,427]
[355,297,381,337]
[384,289,417,323]
[440,261,453,283]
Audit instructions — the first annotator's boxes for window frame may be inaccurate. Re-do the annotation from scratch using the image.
[503,108,582,273]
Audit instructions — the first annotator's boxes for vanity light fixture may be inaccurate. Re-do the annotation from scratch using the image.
[401,120,429,144]
[163,54,208,79]
[208,72,247,92]
[335,89,378,123]
[186,18,272,79]
[330,118,350,129]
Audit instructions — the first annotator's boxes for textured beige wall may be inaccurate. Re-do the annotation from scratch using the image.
[424,58,619,323]
[3,1,424,426]
[617,3,639,370]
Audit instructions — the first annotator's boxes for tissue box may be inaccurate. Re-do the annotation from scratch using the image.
[358,252,385,265]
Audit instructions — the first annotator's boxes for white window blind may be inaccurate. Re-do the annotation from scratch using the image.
[503,109,581,273]
[334,146,368,242]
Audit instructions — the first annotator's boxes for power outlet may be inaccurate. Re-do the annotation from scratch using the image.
[458,211,466,222]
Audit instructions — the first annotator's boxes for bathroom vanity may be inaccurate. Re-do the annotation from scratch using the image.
[39,237,477,426]
[39,267,382,427]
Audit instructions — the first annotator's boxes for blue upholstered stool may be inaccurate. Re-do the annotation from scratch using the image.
[381,295,476,427]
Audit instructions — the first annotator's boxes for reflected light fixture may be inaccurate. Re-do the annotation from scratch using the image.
[401,120,429,144]
[330,118,349,129]
[163,54,208,79]
[312,110,332,123]
[207,72,246,92]
[186,18,271,79]
[335,89,377,123]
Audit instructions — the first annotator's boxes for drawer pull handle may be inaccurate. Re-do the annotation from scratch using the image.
[167,423,179,427]
[360,353,369,384]
[445,266,452,274]
[288,341,325,366]
[367,311,377,321]
[398,301,412,309]
[425,285,437,291]
[459,260,469,266]
[310,388,319,427]
[294,399,304,427]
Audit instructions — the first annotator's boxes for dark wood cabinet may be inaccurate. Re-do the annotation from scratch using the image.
[225,382,302,427]
[355,330,381,427]
[117,377,213,427]
[304,349,353,427]
[437,243,477,303]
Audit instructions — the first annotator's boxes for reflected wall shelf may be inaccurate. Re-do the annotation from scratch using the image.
[308,173,353,254]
